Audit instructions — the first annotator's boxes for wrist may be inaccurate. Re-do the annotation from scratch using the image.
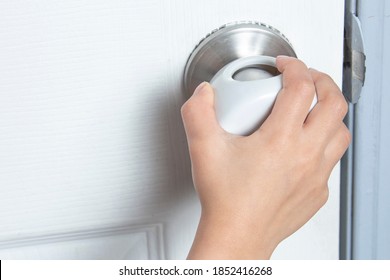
[187,212,277,259]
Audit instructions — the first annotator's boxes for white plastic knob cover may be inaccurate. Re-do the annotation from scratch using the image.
[210,56,317,135]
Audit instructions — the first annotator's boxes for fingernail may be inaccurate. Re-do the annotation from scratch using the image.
[309,67,319,72]
[194,81,208,95]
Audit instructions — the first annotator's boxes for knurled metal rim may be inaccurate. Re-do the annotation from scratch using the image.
[183,21,297,95]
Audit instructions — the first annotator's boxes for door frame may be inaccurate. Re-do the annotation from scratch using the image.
[340,0,390,260]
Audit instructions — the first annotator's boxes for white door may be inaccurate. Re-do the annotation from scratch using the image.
[0,0,344,259]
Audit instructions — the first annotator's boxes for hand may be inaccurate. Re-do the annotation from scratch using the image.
[181,56,351,259]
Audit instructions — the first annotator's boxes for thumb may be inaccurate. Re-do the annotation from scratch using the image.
[181,82,224,144]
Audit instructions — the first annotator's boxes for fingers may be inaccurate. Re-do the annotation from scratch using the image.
[324,123,351,171]
[181,82,224,144]
[304,69,348,145]
[264,56,316,129]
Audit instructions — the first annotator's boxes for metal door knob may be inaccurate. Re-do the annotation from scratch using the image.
[184,22,317,135]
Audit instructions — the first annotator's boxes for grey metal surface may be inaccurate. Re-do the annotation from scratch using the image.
[353,0,390,259]
[183,21,296,96]
[343,8,366,104]
[340,0,357,260]
[339,104,355,260]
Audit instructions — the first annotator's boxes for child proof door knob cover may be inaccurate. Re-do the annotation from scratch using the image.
[183,21,317,136]
[211,56,317,135]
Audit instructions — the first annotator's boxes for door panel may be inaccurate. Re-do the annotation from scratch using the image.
[0,0,344,259]
[0,224,164,259]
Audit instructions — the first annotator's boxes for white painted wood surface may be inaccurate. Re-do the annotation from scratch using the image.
[0,0,344,259]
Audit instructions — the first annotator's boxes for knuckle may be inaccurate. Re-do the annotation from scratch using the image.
[180,99,194,119]
[318,72,333,81]
[328,94,348,118]
[308,179,329,204]
[318,186,329,206]
[293,78,315,96]
[287,58,307,69]
[342,126,352,146]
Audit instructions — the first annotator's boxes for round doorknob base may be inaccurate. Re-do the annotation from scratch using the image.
[183,21,297,96]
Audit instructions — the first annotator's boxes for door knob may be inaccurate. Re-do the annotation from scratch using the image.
[183,21,317,135]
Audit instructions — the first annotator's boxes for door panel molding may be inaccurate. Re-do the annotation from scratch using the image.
[0,223,165,259]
